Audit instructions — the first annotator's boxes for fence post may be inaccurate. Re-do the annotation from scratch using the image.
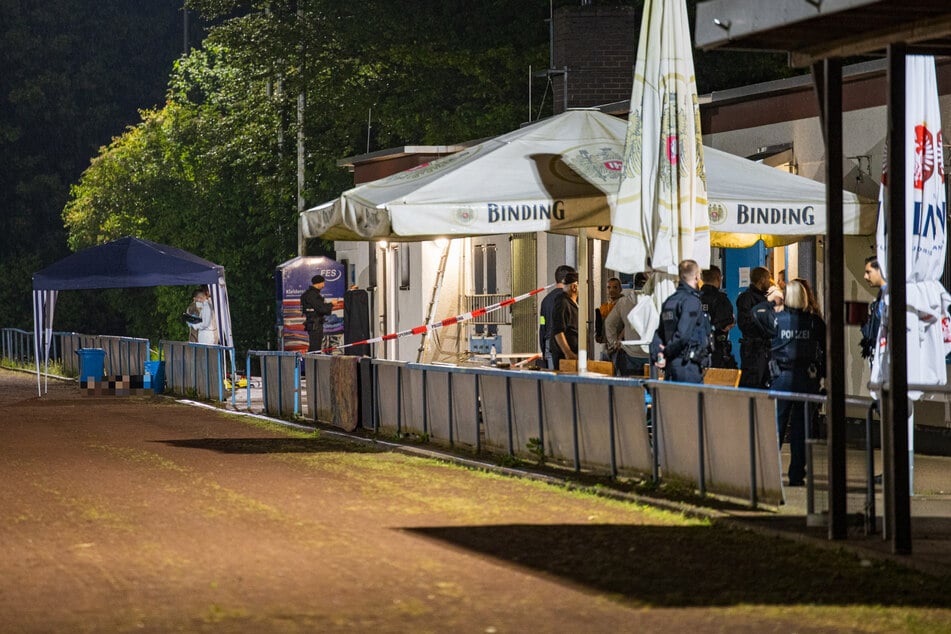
[748,397,758,509]
[651,383,660,484]
[608,384,617,478]
[571,382,580,472]
[865,401,878,535]
[396,364,403,435]
[447,371,454,446]
[536,378,545,459]
[505,374,514,456]
[475,373,481,453]
[697,391,706,497]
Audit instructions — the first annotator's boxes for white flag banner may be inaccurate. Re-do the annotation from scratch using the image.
[871,55,951,395]
[606,0,709,279]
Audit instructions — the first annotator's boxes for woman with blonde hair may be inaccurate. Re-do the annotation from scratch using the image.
[793,277,822,318]
[755,279,826,487]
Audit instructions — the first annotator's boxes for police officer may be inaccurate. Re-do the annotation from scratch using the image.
[699,265,737,369]
[650,259,713,384]
[539,265,575,369]
[301,275,333,352]
[736,266,773,388]
[755,280,826,487]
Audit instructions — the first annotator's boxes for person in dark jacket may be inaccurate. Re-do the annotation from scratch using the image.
[755,280,826,487]
[300,275,333,352]
[736,266,773,388]
[539,265,576,369]
[650,260,713,384]
[699,265,737,369]
[549,271,579,371]
[860,255,885,365]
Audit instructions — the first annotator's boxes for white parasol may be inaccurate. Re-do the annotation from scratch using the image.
[870,55,951,491]
[605,0,708,310]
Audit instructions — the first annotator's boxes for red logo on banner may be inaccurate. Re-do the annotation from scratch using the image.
[604,160,623,171]
[666,136,679,165]
[914,125,935,190]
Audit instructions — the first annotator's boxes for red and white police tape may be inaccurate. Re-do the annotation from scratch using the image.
[315,282,556,354]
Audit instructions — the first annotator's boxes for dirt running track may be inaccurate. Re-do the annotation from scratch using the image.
[2,369,950,633]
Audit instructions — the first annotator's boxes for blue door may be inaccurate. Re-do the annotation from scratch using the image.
[722,242,768,355]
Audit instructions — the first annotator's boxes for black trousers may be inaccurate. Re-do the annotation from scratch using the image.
[307,327,324,353]
[739,342,769,388]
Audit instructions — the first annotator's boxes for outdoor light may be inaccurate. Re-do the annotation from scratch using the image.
[713,18,731,30]
[378,240,388,249]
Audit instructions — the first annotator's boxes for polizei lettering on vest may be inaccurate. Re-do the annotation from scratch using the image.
[487,200,566,223]
[736,204,816,226]
[779,329,813,340]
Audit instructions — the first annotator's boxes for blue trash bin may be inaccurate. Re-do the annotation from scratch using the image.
[75,348,105,386]
[143,360,166,394]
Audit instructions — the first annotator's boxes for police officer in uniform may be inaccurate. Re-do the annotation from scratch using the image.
[699,265,737,369]
[650,259,713,384]
[301,274,333,352]
[736,266,773,388]
[755,280,826,486]
[539,265,575,369]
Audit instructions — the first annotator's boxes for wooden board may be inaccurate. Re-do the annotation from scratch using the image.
[558,359,615,376]
[703,368,742,387]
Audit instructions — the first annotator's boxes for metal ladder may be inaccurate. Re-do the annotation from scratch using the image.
[416,241,452,362]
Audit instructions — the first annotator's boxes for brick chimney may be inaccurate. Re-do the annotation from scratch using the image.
[551,6,638,113]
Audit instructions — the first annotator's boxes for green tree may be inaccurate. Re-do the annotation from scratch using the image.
[58,0,797,353]
[63,0,551,352]
[0,1,191,330]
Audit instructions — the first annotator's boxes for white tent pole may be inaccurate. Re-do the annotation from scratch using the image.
[578,228,588,373]
[33,291,41,397]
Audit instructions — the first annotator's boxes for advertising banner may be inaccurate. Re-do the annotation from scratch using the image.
[276,256,346,352]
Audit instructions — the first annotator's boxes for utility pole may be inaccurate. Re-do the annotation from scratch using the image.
[296,4,306,257]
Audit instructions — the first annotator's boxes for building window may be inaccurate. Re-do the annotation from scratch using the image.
[472,243,498,334]
[395,244,410,290]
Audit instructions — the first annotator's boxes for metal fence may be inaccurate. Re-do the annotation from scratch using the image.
[2,324,883,518]
[303,354,361,432]
[245,350,301,417]
[162,340,235,404]
[312,360,779,506]
[2,329,150,377]
[57,334,150,376]
[1,328,35,365]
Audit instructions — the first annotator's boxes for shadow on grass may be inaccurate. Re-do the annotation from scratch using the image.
[156,436,387,454]
[405,523,951,607]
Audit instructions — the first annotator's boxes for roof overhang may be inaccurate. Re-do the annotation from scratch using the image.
[695,0,951,66]
[337,145,472,169]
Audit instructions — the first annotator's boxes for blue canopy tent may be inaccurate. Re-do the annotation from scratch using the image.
[31,237,234,395]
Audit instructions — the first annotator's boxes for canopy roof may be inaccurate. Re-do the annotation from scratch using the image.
[33,236,224,291]
[301,109,875,248]
[695,0,951,67]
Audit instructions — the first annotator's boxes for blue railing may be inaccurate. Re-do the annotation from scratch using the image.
[3,324,882,522]
[1,328,35,365]
[161,340,235,405]
[245,350,302,417]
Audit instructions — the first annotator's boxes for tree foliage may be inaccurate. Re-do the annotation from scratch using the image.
[10,0,797,353]
[0,0,188,330]
[62,0,552,352]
